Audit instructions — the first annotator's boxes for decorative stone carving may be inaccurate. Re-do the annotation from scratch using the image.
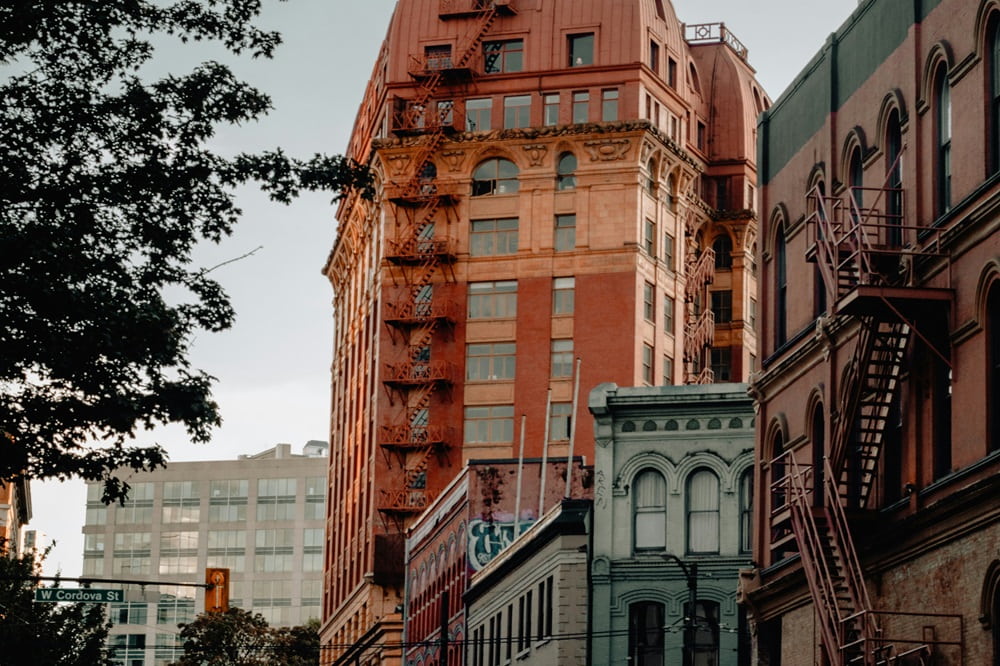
[441,150,465,172]
[583,138,631,161]
[385,153,411,177]
[521,143,547,166]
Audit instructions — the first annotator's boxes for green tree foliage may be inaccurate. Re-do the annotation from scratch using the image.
[172,608,319,665]
[0,545,113,665]
[0,1,371,501]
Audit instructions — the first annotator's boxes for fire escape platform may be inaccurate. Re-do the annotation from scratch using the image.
[438,0,516,18]
[836,285,953,319]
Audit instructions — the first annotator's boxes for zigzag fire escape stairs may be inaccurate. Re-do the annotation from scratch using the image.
[377,1,516,526]
[770,171,954,665]
[684,236,716,385]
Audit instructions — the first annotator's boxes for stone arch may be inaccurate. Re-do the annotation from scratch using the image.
[617,451,678,496]
[918,41,956,113]
[839,126,869,187]
[725,450,756,495]
[875,89,910,152]
[763,204,789,261]
[975,0,1000,60]
[673,451,731,494]
[980,559,1000,629]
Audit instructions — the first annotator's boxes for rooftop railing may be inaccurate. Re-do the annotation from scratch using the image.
[685,23,748,62]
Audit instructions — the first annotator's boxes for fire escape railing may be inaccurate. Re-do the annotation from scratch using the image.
[378,4,508,519]
[683,246,715,384]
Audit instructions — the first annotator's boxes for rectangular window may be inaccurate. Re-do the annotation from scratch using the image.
[114,482,154,525]
[572,91,589,123]
[112,601,148,626]
[252,580,294,626]
[711,347,732,382]
[470,218,518,256]
[711,290,732,323]
[157,591,195,626]
[649,41,660,73]
[466,97,492,132]
[568,33,594,66]
[207,529,246,573]
[663,295,674,332]
[424,44,452,71]
[464,405,515,443]
[466,342,516,381]
[162,481,200,524]
[303,527,324,573]
[643,282,655,322]
[484,39,523,73]
[256,477,297,522]
[662,356,674,385]
[554,214,576,251]
[697,121,706,150]
[305,475,325,521]
[551,339,573,378]
[644,218,655,255]
[159,531,198,575]
[553,277,575,315]
[667,57,677,88]
[642,343,654,384]
[209,479,248,523]
[524,590,533,648]
[503,95,531,128]
[254,528,294,573]
[601,89,619,121]
[664,232,674,269]
[749,297,758,329]
[113,532,152,576]
[544,93,559,126]
[468,280,517,319]
[549,402,572,441]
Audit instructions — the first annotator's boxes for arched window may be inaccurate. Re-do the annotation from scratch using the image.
[472,158,519,196]
[646,158,658,194]
[628,601,665,666]
[686,469,719,554]
[813,180,828,317]
[775,224,787,347]
[633,470,667,551]
[848,146,864,218]
[684,600,720,665]
[935,63,952,216]
[556,152,577,190]
[713,234,733,270]
[739,469,753,553]
[812,403,826,506]
[886,108,904,247]
[419,161,437,195]
[989,281,1000,452]
[989,15,1000,174]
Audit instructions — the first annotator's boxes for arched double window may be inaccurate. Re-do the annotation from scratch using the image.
[633,469,667,551]
[472,158,519,196]
[686,469,719,554]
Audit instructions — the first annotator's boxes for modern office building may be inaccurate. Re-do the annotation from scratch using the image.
[746,0,1000,663]
[322,0,767,660]
[589,383,754,666]
[81,441,328,666]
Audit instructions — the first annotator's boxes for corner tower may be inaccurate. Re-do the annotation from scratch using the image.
[321,1,767,661]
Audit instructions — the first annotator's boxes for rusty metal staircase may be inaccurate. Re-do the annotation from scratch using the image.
[378,3,511,519]
[772,182,955,664]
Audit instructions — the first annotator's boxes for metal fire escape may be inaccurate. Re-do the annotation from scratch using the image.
[770,178,955,664]
[684,217,716,384]
[378,0,516,520]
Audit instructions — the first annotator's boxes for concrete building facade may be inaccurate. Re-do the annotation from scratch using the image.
[81,442,328,666]
[589,383,754,666]
[322,1,768,661]
[746,0,1000,663]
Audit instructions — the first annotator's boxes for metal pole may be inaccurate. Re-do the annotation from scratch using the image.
[539,389,552,518]
[564,357,582,498]
[514,414,526,538]
[685,562,698,666]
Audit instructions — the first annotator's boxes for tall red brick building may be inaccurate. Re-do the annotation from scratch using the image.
[746,0,1000,663]
[321,1,768,661]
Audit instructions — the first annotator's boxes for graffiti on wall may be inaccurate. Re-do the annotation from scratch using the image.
[467,518,535,571]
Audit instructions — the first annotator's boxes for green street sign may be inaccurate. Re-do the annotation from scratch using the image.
[34,588,123,603]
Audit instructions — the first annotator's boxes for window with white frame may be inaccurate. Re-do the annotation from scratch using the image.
[602,88,619,121]
[114,482,153,524]
[551,339,573,378]
[303,527,324,573]
[472,157,519,196]
[556,152,577,190]
[503,95,531,128]
[572,91,589,123]
[162,480,200,524]
[553,277,574,315]
[554,214,576,251]
[466,342,516,381]
[207,529,246,573]
[633,469,667,551]
[466,97,492,131]
[484,39,523,73]
[464,405,514,443]
[544,93,560,126]
[159,531,198,575]
[468,281,517,319]
[254,528,294,573]
[686,469,720,553]
[209,479,248,522]
[470,218,518,256]
[549,402,572,441]
[257,478,296,521]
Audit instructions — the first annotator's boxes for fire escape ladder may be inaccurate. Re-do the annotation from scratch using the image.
[782,456,882,665]
[684,246,716,384]
[380,3,502,520]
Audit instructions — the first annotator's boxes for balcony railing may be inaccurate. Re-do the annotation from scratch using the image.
[840,610,963,664]
[439,0,513,17]
[384,238,459,263]
[378,425,454,450]
[684,309,715,361]
[686,247,716,297]
[383,299,459,327]
[684,22,748,62]
[382,360,457,387]
[378,488,437,513]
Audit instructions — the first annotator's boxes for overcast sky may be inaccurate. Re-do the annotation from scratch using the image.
[32,0,859,578]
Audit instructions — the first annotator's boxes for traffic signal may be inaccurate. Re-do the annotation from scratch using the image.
[204,568,230,613]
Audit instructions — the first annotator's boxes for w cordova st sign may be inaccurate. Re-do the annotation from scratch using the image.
[34,588,122,603]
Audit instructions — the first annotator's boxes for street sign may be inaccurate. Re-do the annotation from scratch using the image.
[34,588,123,603]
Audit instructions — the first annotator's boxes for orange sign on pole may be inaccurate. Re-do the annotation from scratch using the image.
[205,568,230,613]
